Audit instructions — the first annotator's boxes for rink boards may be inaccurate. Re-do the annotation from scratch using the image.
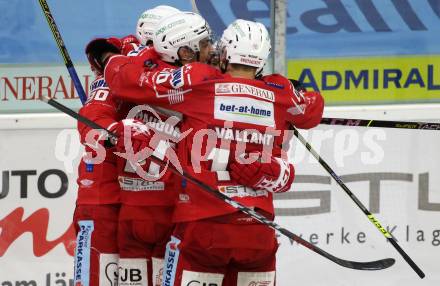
[0,106,439,285]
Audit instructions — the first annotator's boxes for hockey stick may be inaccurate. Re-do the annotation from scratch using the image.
[287,79,440,131]
[42,96,395,271]
[291,125,425,278]
[38,0,87,104]
[189,1,417,274]
[320,117,440,131]
[190,0,201,14]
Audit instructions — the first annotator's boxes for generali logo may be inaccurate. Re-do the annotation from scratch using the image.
[1,72,93,102]
[214,83,275,102]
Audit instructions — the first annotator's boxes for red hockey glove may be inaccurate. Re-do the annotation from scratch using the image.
[288,89,324,130]
[230,154,295,193]
[119,35,140,55]
[109,119,153,162]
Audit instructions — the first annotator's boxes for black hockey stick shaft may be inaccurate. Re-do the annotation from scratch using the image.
[38,0,87,104]
[320,117,440,131]
[171,166,395,272]
[190,0,201,14]
[41,97,115,138]
[43,96,395,271]
[287,79,439,131]
[292,126,425,278]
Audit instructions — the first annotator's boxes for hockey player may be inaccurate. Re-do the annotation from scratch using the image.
[113,6,185,286]
[104,16,324,285]
[83,6,232,286]
[73,9,169,284]
[73,37,128,286]
[79,8,214,286]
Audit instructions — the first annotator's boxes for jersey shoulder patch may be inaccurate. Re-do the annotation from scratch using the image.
[86,77,111,104]
[261,74,290,90]
[89,77,109,93]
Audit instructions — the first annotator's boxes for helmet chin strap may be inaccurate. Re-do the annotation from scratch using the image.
[174,59,184,67]
[196,51,200,62]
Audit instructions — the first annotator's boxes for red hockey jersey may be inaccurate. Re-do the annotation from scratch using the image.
[77,47,181,206]
[105,58,324,221]
[77,76,122,205]
[112,47,181,207]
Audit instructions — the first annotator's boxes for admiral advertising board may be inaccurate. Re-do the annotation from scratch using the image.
[1,1,439,112]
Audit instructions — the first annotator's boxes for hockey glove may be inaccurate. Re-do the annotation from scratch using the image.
[119,35,140,55]
[230,154,295,193]
[109,119,153,164]
[287,89,324,130]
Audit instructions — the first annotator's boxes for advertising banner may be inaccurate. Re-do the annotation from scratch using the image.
[0,64,93,113]
[0,127,79,285]
[2,1,439,110]
[282,0,440,59]
[1,116,439,285]
[287,55,440,104]
[3,1,439,64]
[276,124,440,285]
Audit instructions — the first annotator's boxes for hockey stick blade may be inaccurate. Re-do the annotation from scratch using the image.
[301,238,396,271]
[170,168,396,271]
[42,97,396,271]
[292,125,425,278]
[336,258,395,271]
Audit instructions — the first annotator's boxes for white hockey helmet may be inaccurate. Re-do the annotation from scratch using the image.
[219,19,271,71]
[153,11,211,63]
[136,5,180,46]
